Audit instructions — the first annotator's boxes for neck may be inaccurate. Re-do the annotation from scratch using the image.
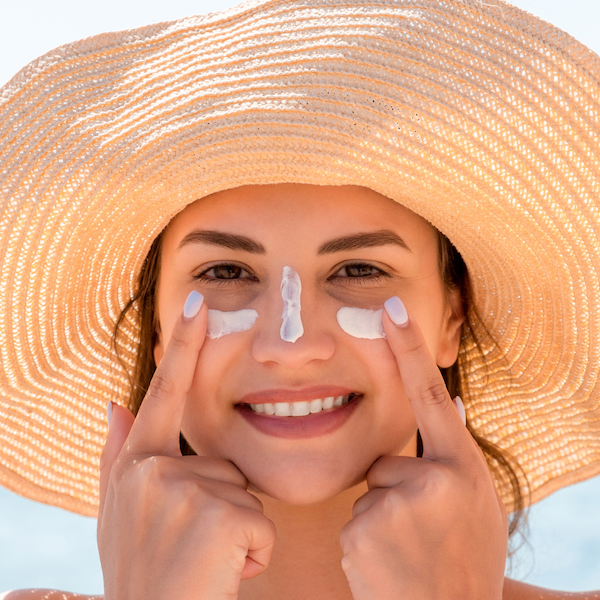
[238,433,417,600]
[239,482,368,600]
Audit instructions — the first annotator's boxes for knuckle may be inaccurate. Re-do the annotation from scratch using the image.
[375,487,411,529]
[246,506,276,537]
[418,379,450,407]
[339,520,359,550]
[409,466,452,501]
[340,554,353,575]
[402,335,428,357]
[137,455,172,486]
[168,329,190,351]
[423,466,451,496]
[264,515,277,538]
[380,486,407,515]
[340,517,377,558]
[201,497,237,529]
[179,479,213,510]
[147,369,176,398]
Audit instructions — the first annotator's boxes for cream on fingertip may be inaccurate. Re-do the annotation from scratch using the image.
[454,395,467,426]
[384,296,408,326]
[183,290,204,320]
[106,400,113,428]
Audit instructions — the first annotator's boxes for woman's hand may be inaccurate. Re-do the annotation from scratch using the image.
[97,292,275,600]
[339,297,508,600]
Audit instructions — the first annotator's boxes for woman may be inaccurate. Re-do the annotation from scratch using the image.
[0,0,599,598]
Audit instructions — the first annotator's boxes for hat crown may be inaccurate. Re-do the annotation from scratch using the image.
[1,0,600,515]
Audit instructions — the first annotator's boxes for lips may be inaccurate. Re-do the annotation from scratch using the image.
[235,388,362,439]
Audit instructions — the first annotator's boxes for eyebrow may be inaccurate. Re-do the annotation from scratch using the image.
[177,230,266,254]
[176,228,411,255]
[317,230,412,255]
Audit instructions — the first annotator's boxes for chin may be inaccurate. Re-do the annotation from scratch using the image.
[238,457,368,506]
[249,476,360,506]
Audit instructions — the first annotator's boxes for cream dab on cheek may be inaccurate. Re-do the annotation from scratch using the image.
[280,266,304,343]
[207,309,258,339]
[336,307,386,340]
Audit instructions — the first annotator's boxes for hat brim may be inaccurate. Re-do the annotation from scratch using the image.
[1,0,600,515]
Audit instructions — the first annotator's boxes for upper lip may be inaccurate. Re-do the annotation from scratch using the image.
[237,386,359,405]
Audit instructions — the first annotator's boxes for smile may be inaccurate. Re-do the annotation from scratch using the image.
[236,390,362,439]
[246,394,354,416]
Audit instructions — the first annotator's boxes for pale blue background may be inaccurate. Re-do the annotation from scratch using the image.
[1,0,599,595]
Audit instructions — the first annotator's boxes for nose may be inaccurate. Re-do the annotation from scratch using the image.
[251,294,336,370]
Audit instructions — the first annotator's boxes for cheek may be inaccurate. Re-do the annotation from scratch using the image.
[410,303,445,359]
[178,337,247,453]
[362,342,416,424]
[401,280,448,358]
[334,334,416,432]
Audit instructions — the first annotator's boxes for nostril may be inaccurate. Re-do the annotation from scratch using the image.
[250,294,335,366]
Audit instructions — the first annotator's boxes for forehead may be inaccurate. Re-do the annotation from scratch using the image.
[163,184,437,249]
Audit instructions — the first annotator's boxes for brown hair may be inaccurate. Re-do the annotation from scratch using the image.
[435,232,529,549]
[112,225,529,545]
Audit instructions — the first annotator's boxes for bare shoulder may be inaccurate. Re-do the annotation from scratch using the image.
[504,578,600,600]
[0,591,102,600]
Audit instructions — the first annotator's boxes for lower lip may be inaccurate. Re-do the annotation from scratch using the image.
[236,396,362,439]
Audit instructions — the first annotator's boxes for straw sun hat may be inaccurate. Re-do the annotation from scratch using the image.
[0,0,599,518]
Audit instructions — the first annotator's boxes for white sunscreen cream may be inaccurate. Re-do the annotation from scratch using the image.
[280,266,304,342]
[207,309,258,339]
[336,307,386,340]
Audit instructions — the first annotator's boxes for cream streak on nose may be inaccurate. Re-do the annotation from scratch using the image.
[207,309,258,339]
[280,266,304,342]
[336,307,386,339]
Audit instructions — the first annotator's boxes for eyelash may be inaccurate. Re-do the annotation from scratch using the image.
[193,262,391,286]
[193,263,257,286]
[329,263,391,286]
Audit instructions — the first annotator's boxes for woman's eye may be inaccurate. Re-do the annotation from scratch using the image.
[210,265,243,279]
[195,263,256,282]
[330,263,390,284]
[339,264,380,277]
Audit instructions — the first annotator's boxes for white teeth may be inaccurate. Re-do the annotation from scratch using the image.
[274,403,292,417]
[248,395,354,416]
[309,398,323,413]
[291,401,311,416]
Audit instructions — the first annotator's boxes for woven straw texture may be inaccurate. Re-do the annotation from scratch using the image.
[0,0,599,517]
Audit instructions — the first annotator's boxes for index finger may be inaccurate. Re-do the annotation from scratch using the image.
[382,296,470,460]
[127,290,208,457]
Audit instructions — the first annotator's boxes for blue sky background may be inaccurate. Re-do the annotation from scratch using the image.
[1,0,599,594]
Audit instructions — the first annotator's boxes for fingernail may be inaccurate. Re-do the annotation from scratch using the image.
[107,401,113,428]
[454,396,467,426]
[183,291,204,320]
[384,296,408,326]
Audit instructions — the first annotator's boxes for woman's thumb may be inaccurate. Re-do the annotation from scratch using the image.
[98,402,135,519]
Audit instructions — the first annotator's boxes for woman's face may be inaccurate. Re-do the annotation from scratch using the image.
[154,184,462,504]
